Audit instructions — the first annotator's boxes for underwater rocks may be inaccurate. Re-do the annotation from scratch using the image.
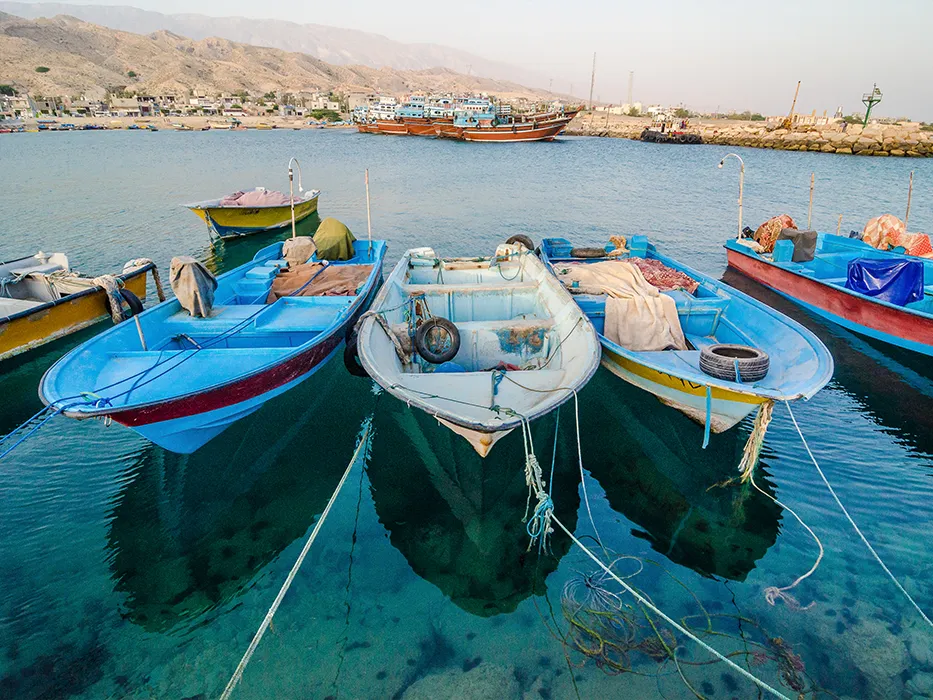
[401,663,520,700]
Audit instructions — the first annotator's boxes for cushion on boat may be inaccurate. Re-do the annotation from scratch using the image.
[313,218,356,261]
[266,263,372,302]
[845,258,924,306]
[170,256,217,318]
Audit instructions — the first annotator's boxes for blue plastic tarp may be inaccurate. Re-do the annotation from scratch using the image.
[845,258,924,306]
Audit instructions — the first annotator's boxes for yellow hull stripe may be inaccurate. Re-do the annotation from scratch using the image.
[191,197,319,230]
[0,273,148,361]
[603,348,765,406]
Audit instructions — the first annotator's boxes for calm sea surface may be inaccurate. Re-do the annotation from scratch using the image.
[1,130,932,699]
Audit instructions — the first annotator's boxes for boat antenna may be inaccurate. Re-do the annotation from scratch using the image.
[288,157,303,239]
[365,169,373,256]
[906,171,914,229]
[718,153,745,239]
[808,172,815,230]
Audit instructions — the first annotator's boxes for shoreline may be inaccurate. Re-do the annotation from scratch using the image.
[2,114,353,131]
[566,112,933,157]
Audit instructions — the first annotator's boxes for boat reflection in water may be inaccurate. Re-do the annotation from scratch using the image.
[579,371,782,581]
[105,359,374,631]
[723,269,933,459]
[367,397,580,616]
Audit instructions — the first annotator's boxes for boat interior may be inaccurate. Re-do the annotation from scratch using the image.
[0,252,99,317]
[543,237,826,397]
[42,241,385,410]
[742,233,933,315]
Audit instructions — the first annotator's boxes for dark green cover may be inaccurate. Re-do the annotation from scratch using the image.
[313,217,357,261]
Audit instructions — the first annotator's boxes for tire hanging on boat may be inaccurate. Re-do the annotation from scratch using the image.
[699,344,770,383]
[414,317,460,364]
[119,289,144,317]
[506,234,535,252]
[343,330,369,377]
[570,247,608,259]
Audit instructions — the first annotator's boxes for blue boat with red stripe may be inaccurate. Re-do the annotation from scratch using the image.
[39,239,386,453]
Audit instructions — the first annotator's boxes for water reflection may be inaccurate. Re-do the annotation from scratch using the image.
[201,212,322,273]
[105,358,374,632]
[579,372,781,581]
[367,398,579,617]
[722,270,933,458]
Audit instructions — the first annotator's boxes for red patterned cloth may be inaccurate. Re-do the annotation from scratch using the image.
[899,232,933,258]
[754,214,797,253]
[628,257,699,294]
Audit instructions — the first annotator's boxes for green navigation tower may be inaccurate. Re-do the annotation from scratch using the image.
[862,84,882,126]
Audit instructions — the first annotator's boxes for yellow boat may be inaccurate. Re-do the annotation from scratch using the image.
[0,252,157,362]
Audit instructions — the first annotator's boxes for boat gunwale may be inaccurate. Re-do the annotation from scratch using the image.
[540,239,834,402]
[39,242,386,419]
[0,262,153,326]
[358,248,601,433]
[183,189,322,211]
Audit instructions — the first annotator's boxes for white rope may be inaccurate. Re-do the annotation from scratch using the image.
[571,390,601,542]
[549,513,791,700]
[785,400,933,629]
[219,420,372,700]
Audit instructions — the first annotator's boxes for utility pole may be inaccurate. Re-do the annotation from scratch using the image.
[588,52,596,110]
[627,71,634,107]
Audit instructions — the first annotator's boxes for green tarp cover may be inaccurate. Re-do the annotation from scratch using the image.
[313,217,357,261]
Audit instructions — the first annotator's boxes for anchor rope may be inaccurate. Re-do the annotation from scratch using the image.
[785,400,933,629]
[219,417,373,700]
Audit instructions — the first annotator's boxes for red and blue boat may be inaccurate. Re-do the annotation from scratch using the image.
[39,239,386,453]
[726,233,933,356]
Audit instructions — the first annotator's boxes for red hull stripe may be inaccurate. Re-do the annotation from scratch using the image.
[727,249,933,344]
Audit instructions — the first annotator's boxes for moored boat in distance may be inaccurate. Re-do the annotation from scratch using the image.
[356,242,600,456]
[0,253,156,362]
[434,107,577,143]
[40,236,387,453]
[540,236,833,433]
[726,231,933,356]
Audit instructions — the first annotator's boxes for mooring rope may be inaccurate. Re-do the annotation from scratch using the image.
[549,513,791,700]
[219,418,373,700]
[785,400,933,629]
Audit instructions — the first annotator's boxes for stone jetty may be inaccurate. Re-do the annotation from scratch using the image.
[567,113,933,157]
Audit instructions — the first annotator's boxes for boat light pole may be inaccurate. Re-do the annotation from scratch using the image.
[288,157,303,238]
[718,153,745,240]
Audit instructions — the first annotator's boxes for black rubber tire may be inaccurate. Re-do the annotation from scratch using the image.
[343,331,369,377]
[699,344,770,383]
[506,234,535,252]
[119,288,144,317]
[570,247,607,259]
[414,317,460,364]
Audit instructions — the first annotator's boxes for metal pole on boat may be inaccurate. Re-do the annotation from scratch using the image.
[718,153,745,239]
[365,169,373,256]
[808,172,814,229]
[906,170,914,229]
[287,157,303,239]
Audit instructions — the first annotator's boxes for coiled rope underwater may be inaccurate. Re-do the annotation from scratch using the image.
[219,416,374,699]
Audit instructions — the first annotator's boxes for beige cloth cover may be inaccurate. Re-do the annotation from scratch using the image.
[266,263,373,302]
[555,261,687,352]
[282,237,317,267]
[170,256,217,318]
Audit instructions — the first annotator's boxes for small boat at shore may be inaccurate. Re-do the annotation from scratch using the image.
[0,252,156,362]
[356,242,600,456]
[726,231,933,356]
[540,236,833,433]
[40,235,387,453]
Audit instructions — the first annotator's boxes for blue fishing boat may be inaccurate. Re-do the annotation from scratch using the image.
[40,238,386,453]
[540,236,833,434]
[726,232,933,356]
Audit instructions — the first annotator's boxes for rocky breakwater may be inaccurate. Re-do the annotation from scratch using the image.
[700,123,933,157]
[566,113,933,157]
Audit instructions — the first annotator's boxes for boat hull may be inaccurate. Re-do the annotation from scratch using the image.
[601,346,765,433]
[435,119,571,143]
[189,195,319,239]
[0,266,150,362]
[726,246,933,356]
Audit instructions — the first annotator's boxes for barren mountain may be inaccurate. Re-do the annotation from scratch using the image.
[0,1,547,88]
[0,12,558,100]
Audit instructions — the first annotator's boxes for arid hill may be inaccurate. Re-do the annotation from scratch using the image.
[0,12,558,101]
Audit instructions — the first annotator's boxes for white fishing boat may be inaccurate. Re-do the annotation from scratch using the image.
[355,243,601,456]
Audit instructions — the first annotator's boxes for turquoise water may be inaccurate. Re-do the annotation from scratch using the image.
[1,130,933,699]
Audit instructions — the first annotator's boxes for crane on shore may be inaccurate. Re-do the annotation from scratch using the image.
[780,81,802,130]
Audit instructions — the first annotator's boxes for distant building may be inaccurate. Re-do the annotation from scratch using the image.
[110,97,141,117]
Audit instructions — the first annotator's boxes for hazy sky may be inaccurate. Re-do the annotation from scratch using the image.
[17,0,933,118]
